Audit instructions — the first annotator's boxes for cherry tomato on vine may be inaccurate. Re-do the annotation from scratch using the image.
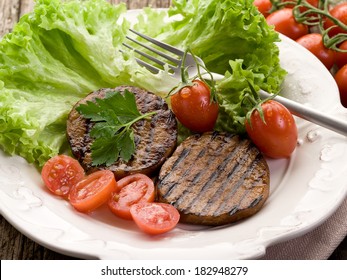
[170,80,219,133]
[335,64,347,108]
[253,0,272,17]
[41,154,85,197]
[245,100,298,158]
[130,202,180,235]
[108,174,155,220]
[335,40,347,69]
[323,3,347,38]
[266,8,309,40]
[296,33,336,70]
[69,170,116,213]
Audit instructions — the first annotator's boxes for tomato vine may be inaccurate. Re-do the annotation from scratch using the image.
[269,0,347,51]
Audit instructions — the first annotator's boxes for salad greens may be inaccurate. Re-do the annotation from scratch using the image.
[0,0,286,167]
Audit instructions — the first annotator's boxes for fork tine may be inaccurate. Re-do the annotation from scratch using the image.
[133,57,160,74]
[123,42,177,72]
[129,28,185,58]
[126,34,180,65]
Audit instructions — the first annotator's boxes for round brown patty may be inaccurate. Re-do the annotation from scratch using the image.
[156,132,270,226]
[66,86,177,179]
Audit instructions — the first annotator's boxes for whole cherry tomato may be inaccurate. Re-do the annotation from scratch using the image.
[170,80,219,133]
[335,64,347,108]
[323,3,347,38]
[266,8,309,40]
[245,100,298,158]
[335,40,347,69]
[296,33,336,70]
[253,0,272,17]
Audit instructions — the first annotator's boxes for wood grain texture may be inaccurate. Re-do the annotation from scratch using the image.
[0,0,20,36]
[19,0,35,17]
[0,0,346,260]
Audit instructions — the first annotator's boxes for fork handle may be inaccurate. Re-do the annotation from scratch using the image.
[259,90,347,137]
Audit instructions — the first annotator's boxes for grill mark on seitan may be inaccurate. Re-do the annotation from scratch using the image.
[81,122,93,163]
[145,114,160,156]
[161,148,208,200]
[248,195,264,208]
[132,91,149,148]
[158,147,191,196]
[137,93,172,170]
[173,138,244,212]
[180,137,255,215]
[210,152,266,217]
[133,92,156,166]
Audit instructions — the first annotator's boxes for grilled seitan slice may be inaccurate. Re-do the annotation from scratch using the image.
[156,132,270,226]
[67,86,177,179]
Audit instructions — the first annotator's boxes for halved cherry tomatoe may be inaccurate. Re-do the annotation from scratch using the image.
[130,202,180,235]
[108,173,155,220]
[69,170,116,213]
[41,154,85,197]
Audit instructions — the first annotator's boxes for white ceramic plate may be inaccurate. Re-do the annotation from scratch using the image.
[1,10,347,260]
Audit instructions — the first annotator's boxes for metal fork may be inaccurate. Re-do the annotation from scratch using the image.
[124,29,347,137]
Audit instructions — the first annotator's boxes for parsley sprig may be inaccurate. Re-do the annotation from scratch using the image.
[76,90,156,166]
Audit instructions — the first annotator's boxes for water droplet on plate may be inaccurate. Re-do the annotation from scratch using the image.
[307,130,320,142]
[297,138,304,146]
[320,145,334,161]
[298,80,313,95]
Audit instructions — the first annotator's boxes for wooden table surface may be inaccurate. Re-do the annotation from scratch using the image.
[0,0,346,260]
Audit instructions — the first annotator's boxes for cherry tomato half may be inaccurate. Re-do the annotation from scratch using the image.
[69,170,116,213]
[296,33,336,70]
[335,64,347,108]
[335,40,347,69]
[170,80,219,133]
[130,202,180,235]
[41,154,85,197]
[253,0,272,17]
[323,3,347,38]
[245,100,298,158]
[108,174,155,220]
[266,8,309,40]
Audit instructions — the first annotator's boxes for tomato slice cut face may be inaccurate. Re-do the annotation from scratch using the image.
[108,174,155,220]
[41,155,85,197]
[69,170,116,213]
[130,203,180,235]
